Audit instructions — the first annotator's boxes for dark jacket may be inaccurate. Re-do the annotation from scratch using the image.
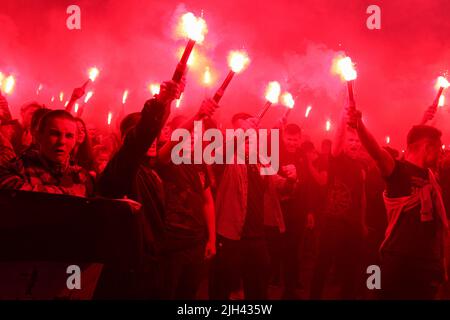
[98,98,168,255]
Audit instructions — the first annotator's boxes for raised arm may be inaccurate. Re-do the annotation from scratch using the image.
[332,107,349,157]
[202,186,216,259]
[0,94,13,123]
[65,86,86,113]
[419,104,437,125]
[348,108,395,177]
[98,81,180,198]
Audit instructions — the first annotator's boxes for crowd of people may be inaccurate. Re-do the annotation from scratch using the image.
[1,78,450,300]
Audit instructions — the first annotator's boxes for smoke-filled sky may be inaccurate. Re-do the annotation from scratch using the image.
[1,0,449,148]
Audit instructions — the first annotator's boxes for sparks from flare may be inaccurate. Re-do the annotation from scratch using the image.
[436,76,449,90]
[59,92,64,102]
[0,72,4,88]
[74,103,79,113]
[64,100,69,107]
[177,12,208,43]
[333,56,357,81]
[84,91,94,103]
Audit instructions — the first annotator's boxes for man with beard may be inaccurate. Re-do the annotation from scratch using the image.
[348,106,447,300]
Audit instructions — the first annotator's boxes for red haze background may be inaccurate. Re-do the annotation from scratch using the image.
[0,0,449,149]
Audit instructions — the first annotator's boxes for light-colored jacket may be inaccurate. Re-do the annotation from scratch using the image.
[215,164,285,240]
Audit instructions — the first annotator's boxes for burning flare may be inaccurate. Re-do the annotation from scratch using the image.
[281,92,295,109]
[436,76,449,89]
[265,81,281,104]
[107,112,113,126]
[74,103,79,113]
[59,92,64,102]
[149,83,160,96]
[305,105,312,118]
[386,136,391,144]
[333,56,357,81]
[2,75,15,95]
[326,120,331,132]
[122,90,129,104]
[203,67,212,86]
[439,95,445,107]
[84,91,94,103]
[88,67,100,82]
[177,12,208,43]
[228,50,250,73]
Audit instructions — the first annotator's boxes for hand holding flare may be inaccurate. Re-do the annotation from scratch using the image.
[420,76,449,124]
[213,50,250,103]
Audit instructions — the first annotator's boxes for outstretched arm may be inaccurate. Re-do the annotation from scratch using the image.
[420,104,437,125]
[65,86,86,113]
[332,107,349,157]
[98,81,180,198]
[0,94,12,123]
[348,108,395,177]
[203,187,216,259]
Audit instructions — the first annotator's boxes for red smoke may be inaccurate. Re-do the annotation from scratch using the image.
[0,0,449,148]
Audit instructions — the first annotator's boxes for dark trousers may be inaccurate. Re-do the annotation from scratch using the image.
[310,218,364,299]
[265,227,283,286]
[160,243,206,300]
[380,255,441,300]
[209,236,270,300]
[281,203,306,298]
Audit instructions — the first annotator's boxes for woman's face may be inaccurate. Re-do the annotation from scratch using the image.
[76,121,86,144]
